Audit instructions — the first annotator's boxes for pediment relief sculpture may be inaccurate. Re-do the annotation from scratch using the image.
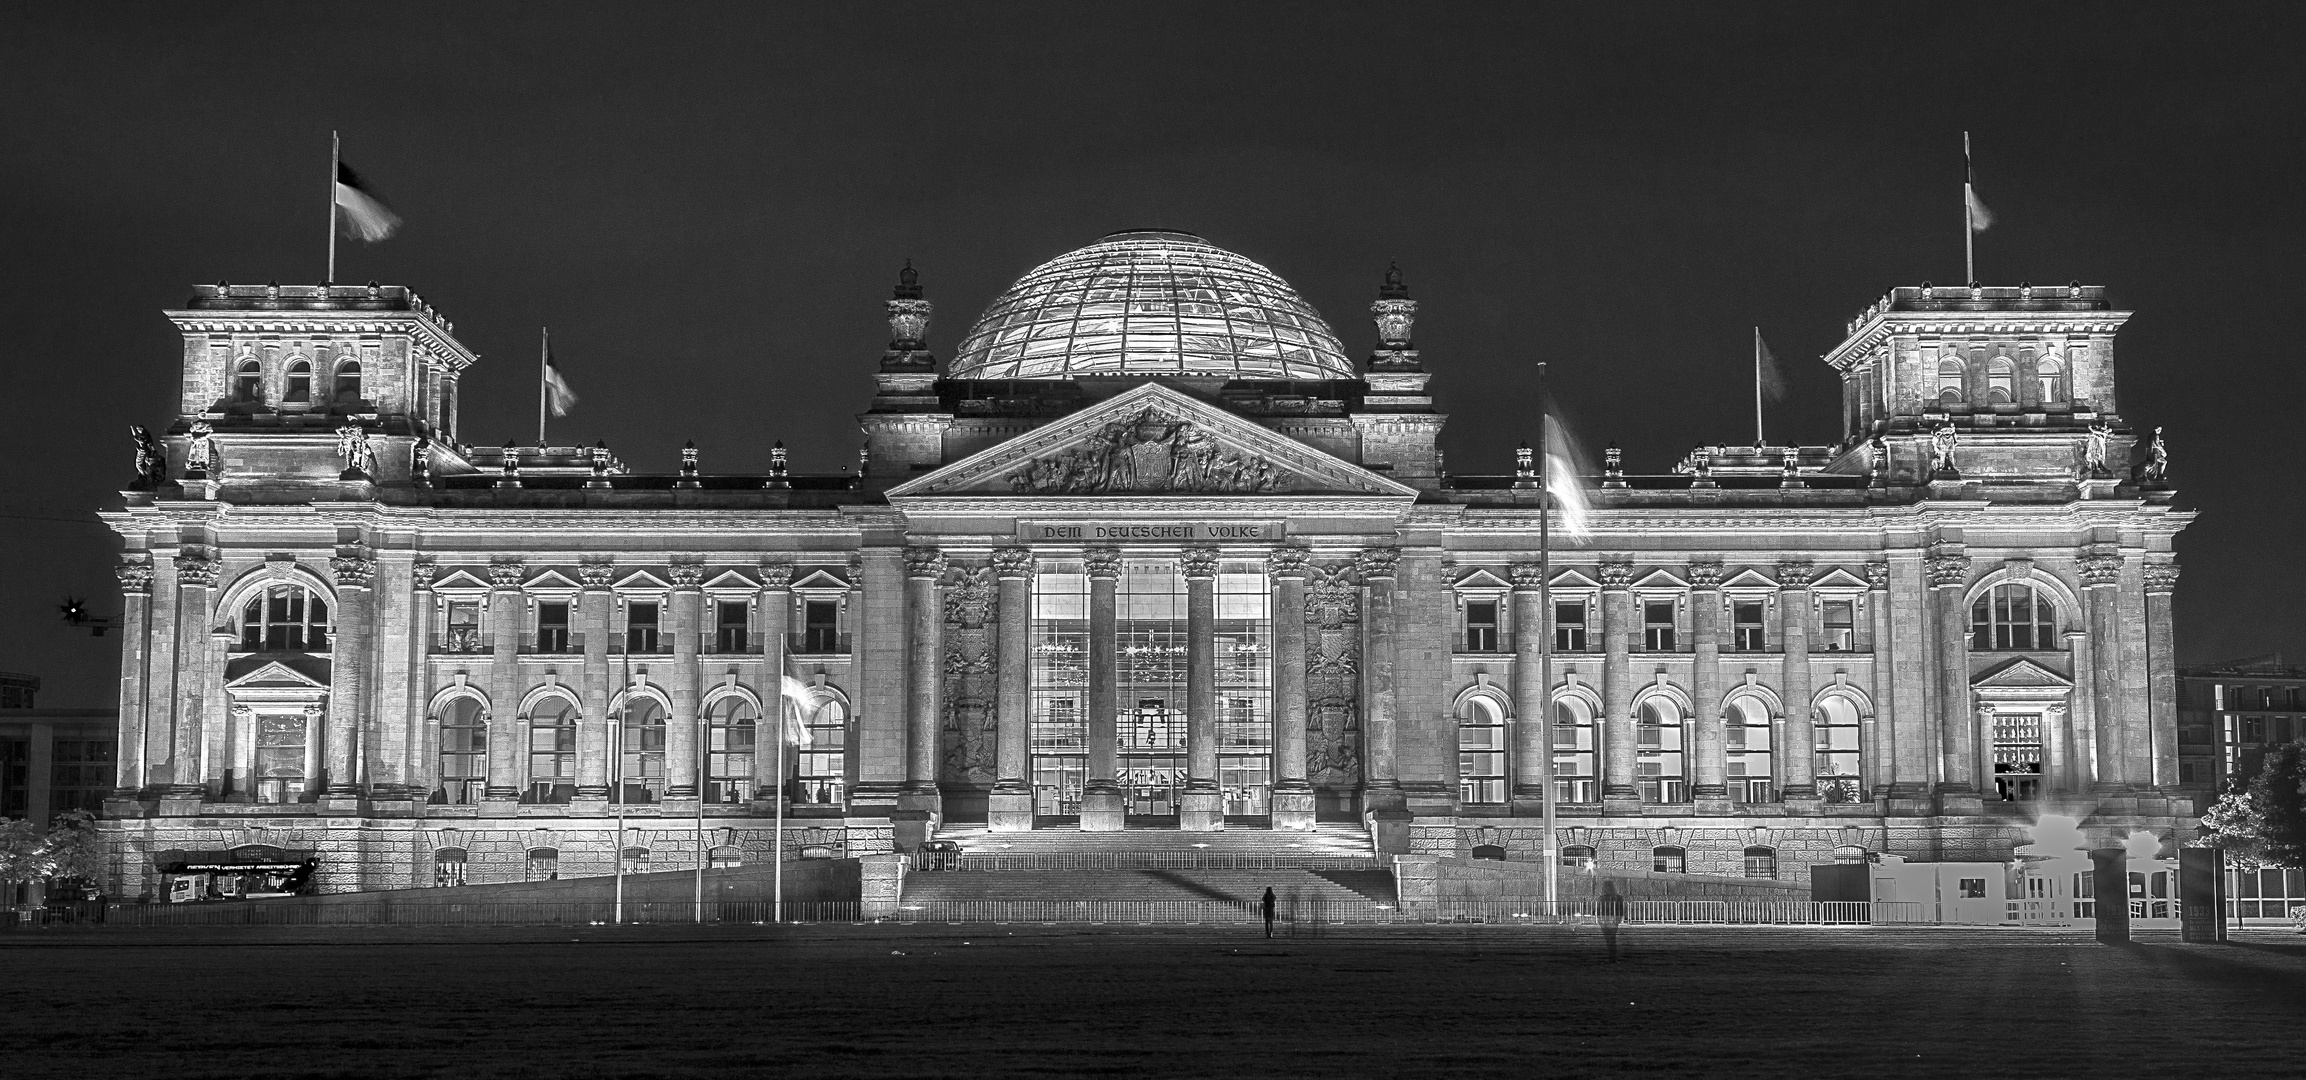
[1007,407,1282,495]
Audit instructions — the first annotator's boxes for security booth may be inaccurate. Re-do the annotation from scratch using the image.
[151,845,317,902]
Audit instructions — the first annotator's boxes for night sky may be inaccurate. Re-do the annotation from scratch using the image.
[4,4,2299,707]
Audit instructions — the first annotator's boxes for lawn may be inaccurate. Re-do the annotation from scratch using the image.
[2,923,2300,1079]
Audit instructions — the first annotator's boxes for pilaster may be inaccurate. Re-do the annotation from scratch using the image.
[1081,547,1124,832]
[988,547,1036,831]
[1598,556,1637,809]
[1268,547,1315,830]
[1180,546,1224,831]
[574,559,614,805]
[1688,560,1728,810]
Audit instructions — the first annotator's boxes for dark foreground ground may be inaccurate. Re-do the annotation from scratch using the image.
[3,922,2302,1079]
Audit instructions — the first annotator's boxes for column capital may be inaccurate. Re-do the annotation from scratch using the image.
[1267,545,1311,579]
[1597,556,1634,590]
[115,560,154,595]
[329,556,376,589]
[578,559,617,591]
[1774,560,1815,589]
[1925,554,1971,589]
[1085,546,1122,580]
[1862,560,1891,591]
[173,554,218,588]
[2142,561,2180,594]
[669,561,705,590]
[1509,561,1546,590]
[1685,559,1723,590]
[758,562,794,589]
[903,546,946,581]
[1358,546,1400,581]
[2078,554,2123,588]
[489,558,526,591]
[411,557,438,591]
[992,546,1037,579]
[1182,546,1220,580]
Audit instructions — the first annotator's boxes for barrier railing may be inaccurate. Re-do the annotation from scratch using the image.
[909,851,1383,872]
[3,898,1931,929]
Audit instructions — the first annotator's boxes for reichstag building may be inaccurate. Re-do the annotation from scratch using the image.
[98,229,2193,894]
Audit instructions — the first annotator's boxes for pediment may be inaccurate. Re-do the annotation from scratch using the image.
[1722,569,1779,591]
[1633,569,1690,591]
[1550,570,1600,590]
[430,569,491,593]
[613,570,672,592]
[1810,569,1870,591]
[524,570,581,592]
[887,383,1418,499]
[790,569,852,591]
[1973,656,2073,689]
[225,657,330,689]
[1453,568,1513,591]
[702,570,759,592]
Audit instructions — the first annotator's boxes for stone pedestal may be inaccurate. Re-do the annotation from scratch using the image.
[317,793,363,816]
[1271,786,1317,831]
[156,793,202,818]
[1935,788,1985,816]
[1079,786,1125,832]
[1368,808,1413,855]
[1178,790,1225,832]
[1781,796,1825,816]
[1885,791,1934,817]
[365,792,420,818]
[102,796,147,820]
[479,797,518,819]
[2090,847,2131,944]
[986,791,1035,832]
[891,808,936,853]
[1694,795,1734,816]
[859,854,907,919]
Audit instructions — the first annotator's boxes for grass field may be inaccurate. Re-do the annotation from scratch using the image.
[3,923,2301,1079]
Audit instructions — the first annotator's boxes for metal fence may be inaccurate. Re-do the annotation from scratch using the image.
[909,851,1383,872]
[3,898,1929,929]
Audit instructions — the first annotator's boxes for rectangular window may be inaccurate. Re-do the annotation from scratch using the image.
[1643,600,1675,651]
[1554,601,1587,652]
[443,601,481,653]
[1464,599,1499,652]
[802,600,841,653]
[715,600,749,653]
[536,602,571,653]
[625,602,660,653]
[1992,714,2043,802]
[1822,600,1855,652]
[2243,716,2266,743]
[254,713,308,805]
[1733,601,1767,651]
[48,739,115,815]
[0,739,26,820]
[1958,878,1987,899]
[2273,716,2296,744]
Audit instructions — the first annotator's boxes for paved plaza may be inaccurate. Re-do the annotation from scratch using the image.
[3,924,2301,1078]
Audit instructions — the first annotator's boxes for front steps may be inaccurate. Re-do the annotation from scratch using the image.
[898,823,1392,907]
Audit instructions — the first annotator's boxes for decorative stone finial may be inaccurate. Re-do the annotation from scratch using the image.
[766,440,790,490]
[1379,262,1409,300]
[888,262,931,351]
[1371,263,1416,349]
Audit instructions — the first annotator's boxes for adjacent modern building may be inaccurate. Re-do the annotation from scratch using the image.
[97,230,2194,896]
[1,672,117,824]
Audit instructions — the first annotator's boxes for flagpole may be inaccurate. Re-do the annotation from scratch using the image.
[1537,363,1558,914]
[1964,131,1975,285]
[327,131,340,284]
[1753,327,1764,448]
[774,693,786,925]
[538,327,550,447]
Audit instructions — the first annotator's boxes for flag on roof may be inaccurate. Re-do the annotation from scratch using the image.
[334,160,401,242]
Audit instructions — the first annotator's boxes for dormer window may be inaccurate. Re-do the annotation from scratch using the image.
[283,360,312,404]
[333,360,363,405]
[235,359,263,403]
[1988,357,2015,403]
[1936,358,1966,404]
[2037,356,2066,403]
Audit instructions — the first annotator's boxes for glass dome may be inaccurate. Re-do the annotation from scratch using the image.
[947,230,1356,381]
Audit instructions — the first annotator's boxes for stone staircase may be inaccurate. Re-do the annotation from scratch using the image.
[900,825,1394,907]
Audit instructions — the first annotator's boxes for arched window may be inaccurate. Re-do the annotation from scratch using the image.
[239,583,330,652]
[1559,844,1596,870]
[333,360,363,405]
[618,696,667,803]
[435,696,487,805]
[705,696,757,804]
[1987,356,2015,403]
[1653,846,1687,874]
[1937,358,1966,404]
[434,847,468,887]
[234,359,263,403]
[526,847,559,881]
[283,359,312,404]
[1726,696,1774,803]
[1815,696,1864,803]
[1743,846,1778,880]
[1553,697,1598,804]
[2036,356,2066,403]
[1458,696,1507,805]
[1470,844,1507,861]
[1637,698,1688,803]
[1971,584,2058,651]
[797,696,848,806]
[525,696,578,804]
[620,846,650,875]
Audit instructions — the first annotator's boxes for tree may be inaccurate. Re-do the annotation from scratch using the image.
[2200,742,2306,869]
[41,810,107,895]
[0,819,47,908]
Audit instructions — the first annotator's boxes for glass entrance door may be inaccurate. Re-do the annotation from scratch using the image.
[1120,698,1182,823]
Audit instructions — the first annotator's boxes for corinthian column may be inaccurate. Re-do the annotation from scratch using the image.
[1269,547,1315,830]
[988,547,1037,832]
[1777,561,1817,801]
[1928,550,1977,801]
[2144,561,2180,792]
[903,548,945,796]
[575,560,615,802]
[323,554,375,805]
[404,558,437,799]
[2081,552,2127,792]
[167,554,219,799]
[1688,560,1727,804]
[113,560,153,797]
[1509,562,1550,807]
[1599,556,1637,807]
[668,561,703,800]
[483,558,525,807]
[1359,548,1403,807]
[1180,547,1224,831]
[1080,547,1125,832]
[752,563,792,803]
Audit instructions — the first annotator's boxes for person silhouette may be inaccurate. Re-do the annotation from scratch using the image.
[1597,880,1626,962]
[1261,886,1277,938]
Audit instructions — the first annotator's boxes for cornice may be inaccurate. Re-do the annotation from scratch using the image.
[1822,309,2132,372]
[166,309,479,370]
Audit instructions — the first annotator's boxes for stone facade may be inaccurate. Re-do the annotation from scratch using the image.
[97,236,2195,897]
